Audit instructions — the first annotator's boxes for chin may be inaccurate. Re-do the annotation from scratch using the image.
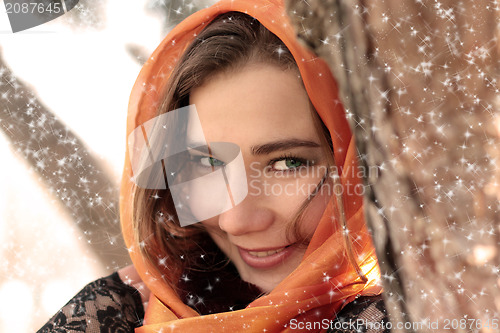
[241,272,280,294]
[235,254,303,294]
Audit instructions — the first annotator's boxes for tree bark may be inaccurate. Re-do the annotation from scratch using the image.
[286,0,500,332]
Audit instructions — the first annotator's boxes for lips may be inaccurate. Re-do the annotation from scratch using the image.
[237,244,296,269]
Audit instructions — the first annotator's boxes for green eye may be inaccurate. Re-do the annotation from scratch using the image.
[272,158,304,171]
[285,159,303,168]
[200,156,225,168]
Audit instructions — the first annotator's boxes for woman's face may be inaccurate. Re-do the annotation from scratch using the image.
[189,63,330,293]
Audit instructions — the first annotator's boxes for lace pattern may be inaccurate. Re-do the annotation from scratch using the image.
[37,272,144,333]
[328,295,389,333]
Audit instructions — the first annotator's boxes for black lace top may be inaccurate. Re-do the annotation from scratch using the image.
[38,272,389,332]
[37,272,145,333]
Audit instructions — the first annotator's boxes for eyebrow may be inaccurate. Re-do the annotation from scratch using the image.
[251,139,321,155]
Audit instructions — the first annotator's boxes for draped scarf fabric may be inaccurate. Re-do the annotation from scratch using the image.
[120,0,382,331]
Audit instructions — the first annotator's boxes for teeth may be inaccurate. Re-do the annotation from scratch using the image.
[248,247,285,257]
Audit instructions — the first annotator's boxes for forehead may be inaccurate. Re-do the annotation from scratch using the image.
[188,64,320,146]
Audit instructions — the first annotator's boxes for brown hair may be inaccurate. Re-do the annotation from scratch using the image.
[131,12,336,294]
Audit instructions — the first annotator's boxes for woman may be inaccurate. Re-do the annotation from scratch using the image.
[39,0,384,332]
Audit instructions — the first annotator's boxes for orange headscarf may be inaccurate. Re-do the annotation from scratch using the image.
[120,0,382,331]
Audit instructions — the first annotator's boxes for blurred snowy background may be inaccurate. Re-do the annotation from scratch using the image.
[0,1,215,331]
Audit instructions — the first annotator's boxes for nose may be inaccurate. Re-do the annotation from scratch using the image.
[217,194,275,236]
[214,149,275,236]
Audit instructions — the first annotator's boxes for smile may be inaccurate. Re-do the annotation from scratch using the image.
[248,247,286,257]
[237,244,296,269]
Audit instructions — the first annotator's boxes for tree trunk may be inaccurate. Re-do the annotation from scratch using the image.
[0,1,215,273]
[0,52,129,270]
[285,1,500,332]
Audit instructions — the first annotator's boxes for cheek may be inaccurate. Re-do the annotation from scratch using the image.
[269,178,328,216]
[181,174,233,223]
[201,220,233,255]
[200,216,219,230]
[301,190,331,235]
[199,214,228,246]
